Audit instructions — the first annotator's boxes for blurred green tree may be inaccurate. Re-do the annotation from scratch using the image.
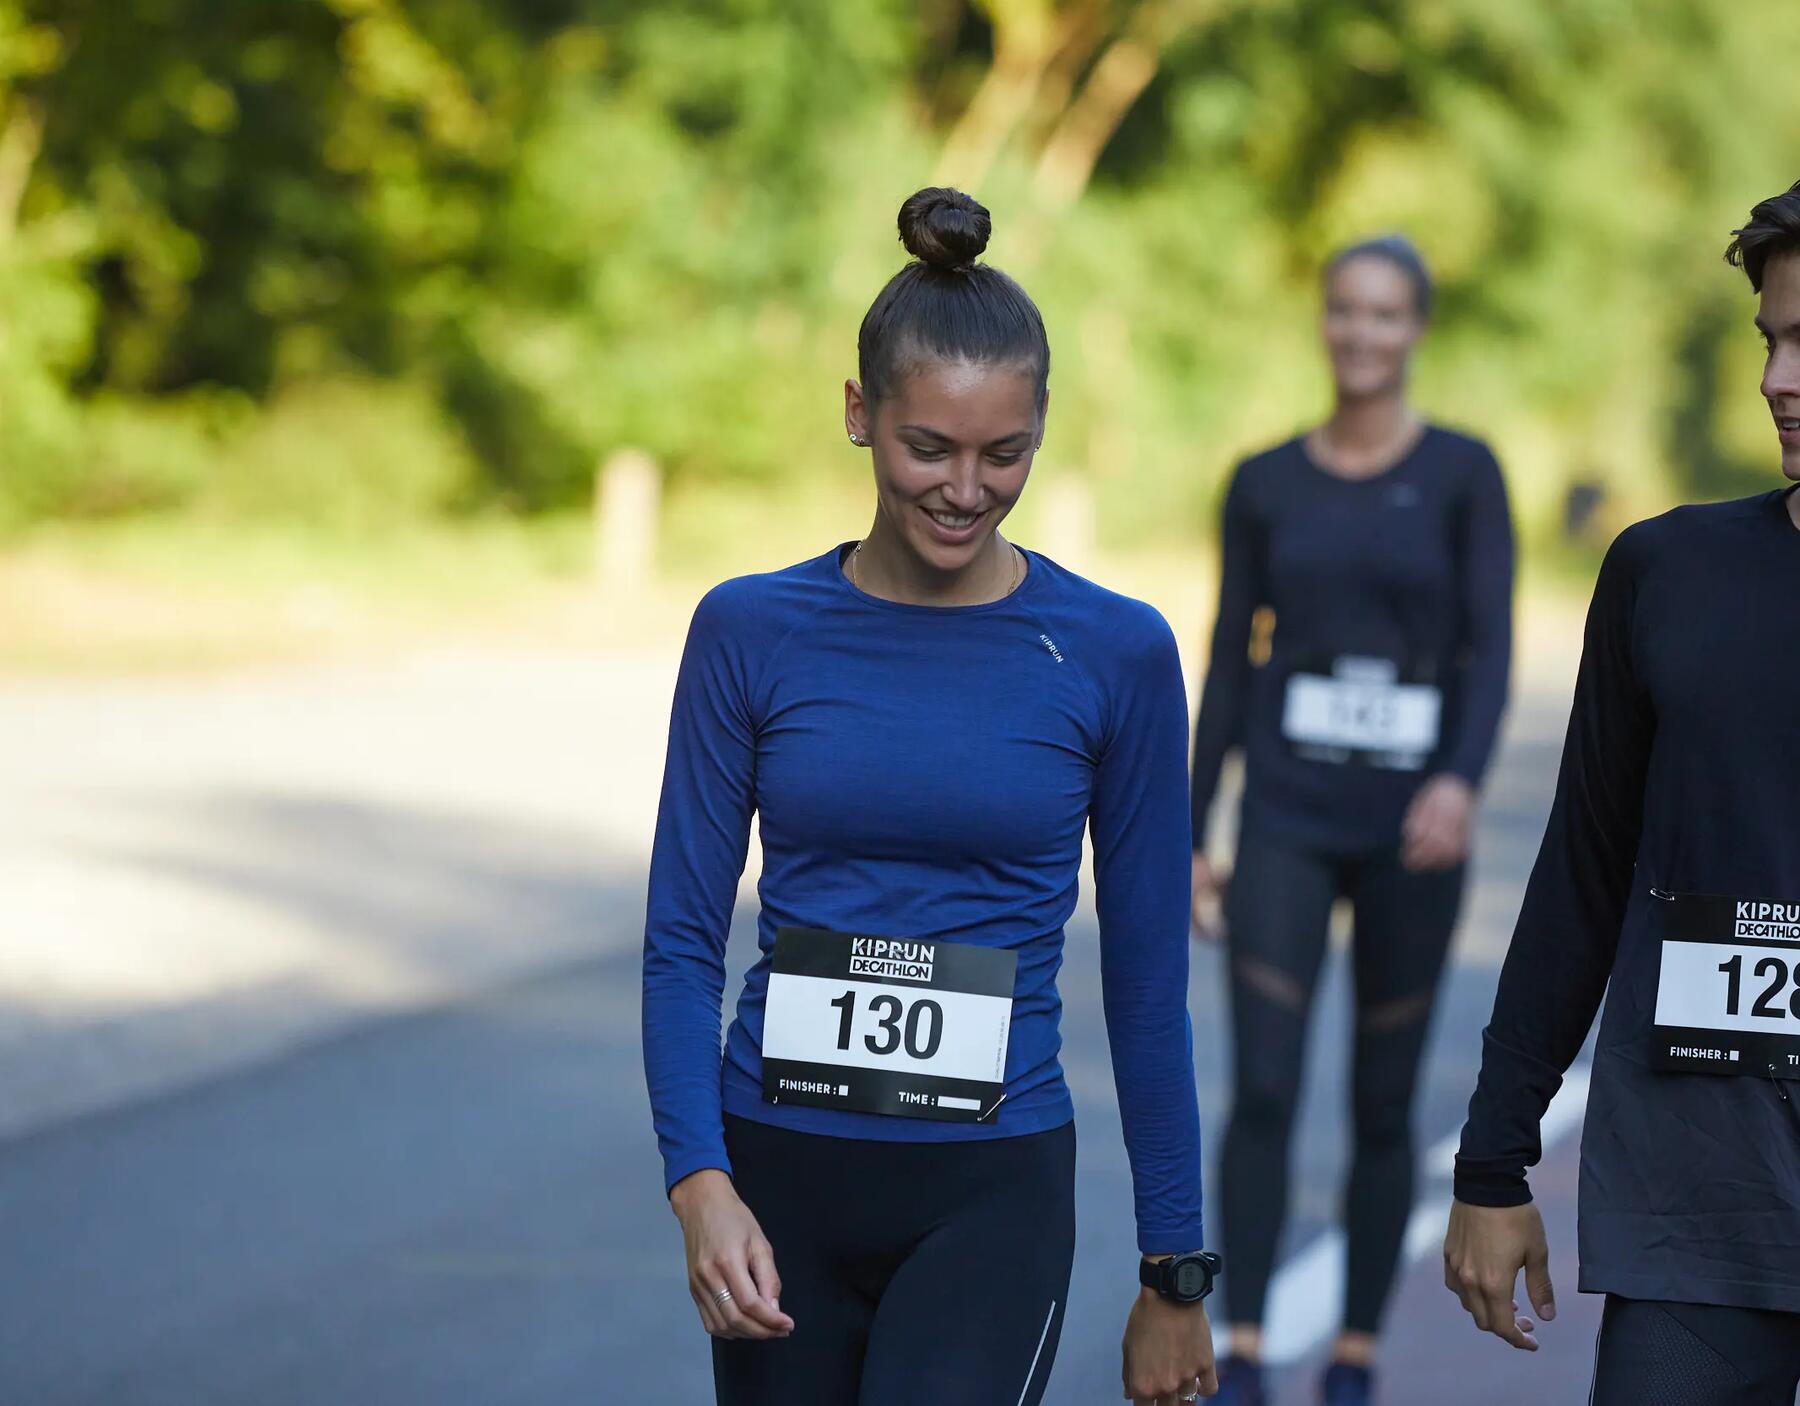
[0,0,1794,545]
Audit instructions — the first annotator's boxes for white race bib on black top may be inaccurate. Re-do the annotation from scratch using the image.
[761,927,1016,1122]
[1651,890,1800,1079]
[1281,655,1441,771]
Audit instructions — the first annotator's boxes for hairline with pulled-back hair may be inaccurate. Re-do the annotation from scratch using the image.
[1725,181,1800,293]
[856,187,1050,413]
[1323,235,1434,321]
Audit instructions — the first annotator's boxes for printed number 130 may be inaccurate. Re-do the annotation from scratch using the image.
[1718,953,1800,1019]
[829,990,944,1059]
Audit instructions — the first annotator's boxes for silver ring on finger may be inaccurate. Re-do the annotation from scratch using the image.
[1180,1386,1201,1403]
[712,1286,734,1308]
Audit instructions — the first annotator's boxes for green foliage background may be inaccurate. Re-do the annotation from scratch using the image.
[4,0,1796,554]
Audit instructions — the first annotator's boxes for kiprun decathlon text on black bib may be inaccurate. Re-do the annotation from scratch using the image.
[760,927,1017,1122]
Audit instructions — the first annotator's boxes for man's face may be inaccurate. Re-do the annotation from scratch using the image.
[1756,249,1800,482]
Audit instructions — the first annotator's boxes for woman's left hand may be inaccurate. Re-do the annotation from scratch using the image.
[1401,773,1476,872]
[1121,1288,1217,1403]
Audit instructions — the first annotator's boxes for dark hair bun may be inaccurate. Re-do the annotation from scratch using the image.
[897,187,991,271]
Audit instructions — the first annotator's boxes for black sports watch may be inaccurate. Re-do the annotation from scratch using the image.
[1139,1250,1222,1305]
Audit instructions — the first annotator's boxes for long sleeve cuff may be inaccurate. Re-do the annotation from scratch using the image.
[1453,1031,1565,1210]
[1452,1162,1533,1207]
[1443,753,1491,791]
[663,1145,732,1197]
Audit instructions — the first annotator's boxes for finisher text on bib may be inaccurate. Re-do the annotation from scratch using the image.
[761,927,1017,1122]
[1651,890,1800,1078]
[1280,655,1441,771]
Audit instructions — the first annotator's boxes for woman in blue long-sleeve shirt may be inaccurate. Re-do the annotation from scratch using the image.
[1189,237,1514,1406]
[643,187,1220,1406]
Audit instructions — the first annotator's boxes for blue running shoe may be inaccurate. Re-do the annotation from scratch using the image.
[1211,1355,1267,1406]
[1320,1361,1373,1406]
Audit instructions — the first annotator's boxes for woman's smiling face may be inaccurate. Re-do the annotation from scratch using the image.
[847,359,1045,575]
[1321,255,1426,401]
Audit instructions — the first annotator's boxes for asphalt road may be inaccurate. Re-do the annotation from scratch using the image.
[0,641,1607,1405]
[0,738,1604,1405]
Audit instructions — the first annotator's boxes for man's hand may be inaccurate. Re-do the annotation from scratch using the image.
[1443,1199,1556,1351]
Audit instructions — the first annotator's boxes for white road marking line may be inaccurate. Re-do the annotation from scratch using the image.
[1259,1065,1591,1365]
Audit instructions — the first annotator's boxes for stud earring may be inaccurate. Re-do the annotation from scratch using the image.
[848,433,869,447]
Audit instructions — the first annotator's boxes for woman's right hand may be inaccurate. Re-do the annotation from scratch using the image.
[669,1169,795,1340]
[1191,853,1229,943]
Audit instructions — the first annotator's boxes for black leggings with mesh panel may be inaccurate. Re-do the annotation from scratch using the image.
[1217,827,1466,1335]
[1591,1297,1800,1405]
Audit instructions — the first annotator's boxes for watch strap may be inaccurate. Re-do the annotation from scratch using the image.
[1140,1251,1221,1303]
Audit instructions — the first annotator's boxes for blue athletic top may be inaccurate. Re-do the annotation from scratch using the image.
[1458,490,1800,1313]
[641,545,1206,1253]
[1190,426,1514,854]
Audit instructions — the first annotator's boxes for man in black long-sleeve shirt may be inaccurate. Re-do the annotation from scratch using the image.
[1445,182,1800,1403]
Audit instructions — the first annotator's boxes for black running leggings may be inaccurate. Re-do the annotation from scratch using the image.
[712,1114,1077,1406]
[1219,828,1465,1335]
[1590,1297,1800,1405]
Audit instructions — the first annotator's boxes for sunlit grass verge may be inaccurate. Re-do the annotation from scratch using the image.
[0,475,883,674]
[0,478,1596,678]
[0,513,592,675]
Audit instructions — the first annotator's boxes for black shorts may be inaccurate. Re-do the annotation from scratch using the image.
[713,1114,1077,1406]
[1591,1295,1800,1405]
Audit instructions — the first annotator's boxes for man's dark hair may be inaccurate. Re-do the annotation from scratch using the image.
[1724,181,1800,292]
[857,187,1050,409]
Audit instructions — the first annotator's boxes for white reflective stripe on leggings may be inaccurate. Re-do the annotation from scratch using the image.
[1014,1299,1057,1406]
[1587,1302,1606,1406]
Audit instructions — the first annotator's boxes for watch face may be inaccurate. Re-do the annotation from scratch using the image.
[1174,1260,1207,1299]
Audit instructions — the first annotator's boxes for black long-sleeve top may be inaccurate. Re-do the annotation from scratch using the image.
[1190,426,1514,855]
[1456,489,1800,1312]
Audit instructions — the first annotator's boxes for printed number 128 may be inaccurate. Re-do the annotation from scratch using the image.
[1718,953,1800,1019]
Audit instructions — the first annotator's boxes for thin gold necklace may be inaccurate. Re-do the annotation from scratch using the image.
[849,540,1023,599]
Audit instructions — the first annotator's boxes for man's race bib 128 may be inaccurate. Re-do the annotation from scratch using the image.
[1651,890,1800,1079]
[761,927,1017,1122]
[1280,655,1441,771]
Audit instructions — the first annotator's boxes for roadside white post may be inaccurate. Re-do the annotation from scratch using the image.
[596,448,661,590]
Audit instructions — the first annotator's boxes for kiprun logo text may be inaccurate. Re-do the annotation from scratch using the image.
[1038,634,1065,663]
[1735,900,1800,942]
[848,937,935,982]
